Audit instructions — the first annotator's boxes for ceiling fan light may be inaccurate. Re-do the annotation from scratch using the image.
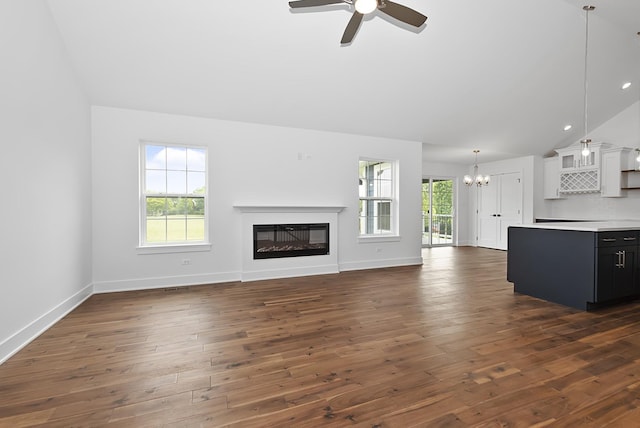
[355,0,377,14]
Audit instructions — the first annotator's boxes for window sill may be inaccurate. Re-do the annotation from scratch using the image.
[358,235,401,244]
[137,243,212,255]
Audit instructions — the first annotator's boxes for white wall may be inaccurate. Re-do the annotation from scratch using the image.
[91,107,423,292]
[475,155,542,223]
[590,101,640,150]
[0,1,92,363]
[424,155,544,247]
[469,155,542,245]
[548,101,640,220]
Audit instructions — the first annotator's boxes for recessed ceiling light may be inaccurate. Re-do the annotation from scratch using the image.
[564,125,572,131]
[622,82,632,90]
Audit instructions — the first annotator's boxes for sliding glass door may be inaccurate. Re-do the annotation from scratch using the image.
[422,178,455,247]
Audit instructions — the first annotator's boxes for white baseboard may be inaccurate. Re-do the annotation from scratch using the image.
[93,271,241,293]
[339,256,423,272]
[241,264,340,282]
[0,259,424,365]
[0,283,93,365]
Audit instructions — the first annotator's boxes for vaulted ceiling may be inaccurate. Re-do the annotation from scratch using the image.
[47,0,640,163]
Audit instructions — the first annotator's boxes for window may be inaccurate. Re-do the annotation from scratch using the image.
[377,201,391,231]
[140,143,208,246]
[358,159,396,236]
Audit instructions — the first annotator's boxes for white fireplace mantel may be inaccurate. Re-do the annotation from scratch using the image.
[233,204,346,213]
[235,204,344,281]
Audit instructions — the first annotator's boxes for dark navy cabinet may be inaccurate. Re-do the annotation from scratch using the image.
[508,227,640,310]
[595,231,639,303]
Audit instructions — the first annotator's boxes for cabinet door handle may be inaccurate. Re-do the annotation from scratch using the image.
[616,250,627,268]
[602,238,616,242]
[622,250,626,269]
[623,237,637,241]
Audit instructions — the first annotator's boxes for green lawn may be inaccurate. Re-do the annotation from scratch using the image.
[146,215,205,243]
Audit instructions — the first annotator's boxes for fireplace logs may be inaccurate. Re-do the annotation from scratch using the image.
[253,223,329,259]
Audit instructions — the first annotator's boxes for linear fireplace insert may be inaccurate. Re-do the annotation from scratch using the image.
[253,223,329,259]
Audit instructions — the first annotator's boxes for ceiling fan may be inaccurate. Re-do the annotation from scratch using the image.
[288,0,427,44]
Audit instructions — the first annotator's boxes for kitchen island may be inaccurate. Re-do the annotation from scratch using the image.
[507,221,640,310]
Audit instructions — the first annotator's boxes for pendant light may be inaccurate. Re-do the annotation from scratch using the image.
[580,6,595,164]
[464,150,490,187]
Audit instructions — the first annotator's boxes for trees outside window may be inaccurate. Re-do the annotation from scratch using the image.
[141,143,208,245]
[422,178,454,246]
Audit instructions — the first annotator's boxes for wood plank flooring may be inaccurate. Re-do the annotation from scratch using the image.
[2,247,640,427]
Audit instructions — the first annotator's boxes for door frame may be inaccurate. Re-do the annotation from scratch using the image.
[422,176,456,248]
[476,171,523,250]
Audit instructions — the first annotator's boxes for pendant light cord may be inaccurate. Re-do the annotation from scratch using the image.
[583,6,593,141]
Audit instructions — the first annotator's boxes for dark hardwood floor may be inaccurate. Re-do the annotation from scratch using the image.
[2,247,640,427]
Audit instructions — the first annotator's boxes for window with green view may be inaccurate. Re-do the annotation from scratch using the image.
[141,143,207,245]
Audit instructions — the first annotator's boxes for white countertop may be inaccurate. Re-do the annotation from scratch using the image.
[514,220,640,232]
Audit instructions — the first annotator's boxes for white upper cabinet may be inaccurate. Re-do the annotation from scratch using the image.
[544,143,640,198]
[543,156,564,200]
[550,143,610,195]
[557,145,599,170]
[601,147,631,198]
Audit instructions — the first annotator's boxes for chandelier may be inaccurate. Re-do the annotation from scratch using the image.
[464,150,490,187]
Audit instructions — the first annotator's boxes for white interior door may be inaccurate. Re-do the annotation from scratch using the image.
[497,172,522,250]
[477,172,523,250]
[477,180,499,248]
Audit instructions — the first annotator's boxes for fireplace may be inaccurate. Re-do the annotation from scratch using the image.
[253,223,329,259]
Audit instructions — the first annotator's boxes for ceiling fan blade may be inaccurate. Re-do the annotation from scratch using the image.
[341,12,364,44]
[288,0,344,8]
[379,0,427,27]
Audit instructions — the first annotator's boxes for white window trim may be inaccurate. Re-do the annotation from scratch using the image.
[358,235,402,244]
[139,140,210,249]
[136,243,212,255]
[358,158,400,238]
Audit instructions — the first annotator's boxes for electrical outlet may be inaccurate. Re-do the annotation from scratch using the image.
[181,258,191,265]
